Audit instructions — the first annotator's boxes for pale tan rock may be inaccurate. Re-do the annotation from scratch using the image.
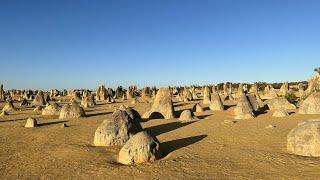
[118,131,161,165]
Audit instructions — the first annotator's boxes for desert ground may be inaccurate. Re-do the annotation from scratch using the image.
[1,95,320,179]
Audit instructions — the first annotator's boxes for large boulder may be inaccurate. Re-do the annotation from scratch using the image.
[179,110,198,121]
[31,91,46,106]
[203,86,211,104]
[42,102,61,116]
[298,92,320,114]
[118,131,161,165]
[59,102,85,119]
[93,107,142,146]
[287,120,320,157]
[142,88,174,120]
[209,93,224,111]
[3,101,16,112]
[81,95,95,108]
[234,94,255,119]
[268,97,296,111]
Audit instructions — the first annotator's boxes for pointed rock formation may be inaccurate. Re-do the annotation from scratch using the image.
[268,97,296,111]
[203,86,211,104]
[42,102,61,116]
[209,93,224,111]
[25,118,37,128]
[31,91,46,106]
[142,88,174,120]
[298,92,320,114]
[234,94,255,119]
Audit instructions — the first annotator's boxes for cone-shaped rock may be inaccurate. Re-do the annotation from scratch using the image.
[268,97,296,110]
[31,91,46,106]
[25,118,37,128]
[234,94,255,119]
[299,92,320,114]
[142,88,174,120]
[42,102,61,116]
[209,93,224,111]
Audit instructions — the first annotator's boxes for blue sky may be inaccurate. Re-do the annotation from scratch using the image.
[0,0,319,90]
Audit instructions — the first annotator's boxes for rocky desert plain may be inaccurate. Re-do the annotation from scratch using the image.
[1,69,320,179]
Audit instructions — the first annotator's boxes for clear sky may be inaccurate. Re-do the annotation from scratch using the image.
[0,0,319,90]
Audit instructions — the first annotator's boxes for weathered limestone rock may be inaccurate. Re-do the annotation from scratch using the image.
[203,86,211,104]
[179,110,198,121]
[93,107,142,146]
[298,92,320,114]
[234,94,255,119]
[287,120,320,157]
[3,101,16,112]
[268,97,296,110]
[96,85,107,101]
[25,118,37,128]
[42,102,61,116]
[272,109,290,117]
[81,95,95,108]
[209,93,224,111]
[142,88,174,120]
[118,131,161,165]
[31,91,46,106]
[59,102,85,119]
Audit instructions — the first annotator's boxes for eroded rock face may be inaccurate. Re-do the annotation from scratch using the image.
[3,101,16,112]
[31,91,46,106]
[118,131,161,165]
[203,86,211,104]
[209,93,224,111]
[287,120,320,157]
[268,97,296,111]
[179,110,198,121]
[234,94,255,119]
[272,109,289,117]
[81,95,95,108]
[142,88,174,120]
[59,102,85,119]
[298,92,320,114]
[93,107,142,146]
[25,118,37,128]
[307,70,320,93]
[42,102,61,116]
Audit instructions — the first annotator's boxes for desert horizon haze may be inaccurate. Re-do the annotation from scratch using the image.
[1,0,320,179]
[1,0,320,89]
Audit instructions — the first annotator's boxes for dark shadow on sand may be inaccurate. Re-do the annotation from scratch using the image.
[38,120,68,127]
[161,135,207,157]
[86,112,112,117]
[145,121,195,137]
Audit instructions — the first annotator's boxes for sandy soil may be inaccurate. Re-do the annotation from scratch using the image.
[1,98,320,179]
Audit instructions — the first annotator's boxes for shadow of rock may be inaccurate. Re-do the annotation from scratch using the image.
[38,120,68,127]
[224,104,236,110]
[197,114,212,119]
[145,121,195,137]
[161,135,207,157]
[86,112,112,117]
[255,104,270,116]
